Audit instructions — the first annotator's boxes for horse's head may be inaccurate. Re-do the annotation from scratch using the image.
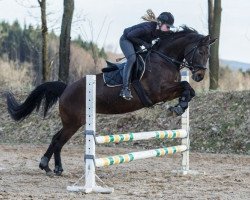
[184,34,217,82]
[155,26,217,82]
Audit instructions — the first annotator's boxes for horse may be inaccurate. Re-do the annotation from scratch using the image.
[6,26,216,176]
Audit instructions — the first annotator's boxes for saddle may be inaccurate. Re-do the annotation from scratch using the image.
[102,52,153,107]
[102,54,146,87]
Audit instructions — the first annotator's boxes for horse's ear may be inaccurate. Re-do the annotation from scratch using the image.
[202,35,211,43]
[209,38,217,46]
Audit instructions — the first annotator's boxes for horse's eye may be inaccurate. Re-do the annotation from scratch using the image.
[198,50,204,55]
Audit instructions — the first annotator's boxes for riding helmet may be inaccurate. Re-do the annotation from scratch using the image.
[157,12,174,27]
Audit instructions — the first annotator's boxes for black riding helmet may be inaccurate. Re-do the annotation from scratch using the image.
[157,12,174,28]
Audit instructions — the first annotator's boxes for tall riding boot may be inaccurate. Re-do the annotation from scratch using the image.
[120,63,133,100]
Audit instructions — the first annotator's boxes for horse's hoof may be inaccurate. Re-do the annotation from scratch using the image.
[39,163,52,173]
[168,106,184,116]
[39,156,52,174]
[54,166,63,176]
[166,109,175,117]
[46,171,54,177]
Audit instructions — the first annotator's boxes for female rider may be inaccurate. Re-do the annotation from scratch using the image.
[119,11,175,100]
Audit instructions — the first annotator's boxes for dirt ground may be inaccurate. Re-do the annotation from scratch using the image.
[0,144,249,200]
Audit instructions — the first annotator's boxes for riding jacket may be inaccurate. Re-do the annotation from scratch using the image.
[123,21,159,48]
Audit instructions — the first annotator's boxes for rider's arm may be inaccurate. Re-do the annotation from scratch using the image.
[126,28,149,46]
[125,26,152,48]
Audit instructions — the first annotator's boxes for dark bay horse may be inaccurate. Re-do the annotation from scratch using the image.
[6,27,216,175]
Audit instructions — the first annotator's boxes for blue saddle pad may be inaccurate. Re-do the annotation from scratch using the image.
[102,55,145,87]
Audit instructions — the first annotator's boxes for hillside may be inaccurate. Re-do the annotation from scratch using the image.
[0,89,249,155]
[220,59,250,72]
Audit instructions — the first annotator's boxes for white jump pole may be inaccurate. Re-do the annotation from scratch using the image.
[180,70,190,175]
[67,75,114,193]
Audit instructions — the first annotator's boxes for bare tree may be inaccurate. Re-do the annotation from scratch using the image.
[38,0,49,82]
[208,0,222,90]
[58,0,74,83]
[79,16,111,73]
[15,0,52,83]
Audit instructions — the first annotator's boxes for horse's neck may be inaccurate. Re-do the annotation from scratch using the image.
[160,37,190,60]
[167,33,205,60]
[146,36,193,75]
[145,37,190,81]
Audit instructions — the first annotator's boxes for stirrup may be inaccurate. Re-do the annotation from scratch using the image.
[120,88,133,100]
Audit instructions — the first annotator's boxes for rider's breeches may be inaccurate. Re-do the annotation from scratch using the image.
[120,35,136,87]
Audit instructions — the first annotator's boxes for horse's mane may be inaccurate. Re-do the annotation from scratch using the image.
[159,25,199,39]
[176,25,198,35]
[156,25,203,47]
[156,25,204,48]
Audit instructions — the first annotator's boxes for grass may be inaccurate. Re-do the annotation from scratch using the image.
[0,59,34,91]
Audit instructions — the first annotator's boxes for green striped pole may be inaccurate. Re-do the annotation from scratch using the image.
[96,129,187,144]
[95,145,187,167]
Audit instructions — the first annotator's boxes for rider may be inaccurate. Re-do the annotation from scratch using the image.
[119,11,175,100]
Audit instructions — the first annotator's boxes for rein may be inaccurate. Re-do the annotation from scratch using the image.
[151,40,208,72]
[151,49,190,71]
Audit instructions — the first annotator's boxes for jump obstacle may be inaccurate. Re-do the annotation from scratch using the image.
[67,70,190,193]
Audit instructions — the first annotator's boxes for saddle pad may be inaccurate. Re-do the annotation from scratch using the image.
[103,55,145,87]
[103,63,125,87]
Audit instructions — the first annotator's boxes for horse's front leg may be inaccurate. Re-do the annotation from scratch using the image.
[169,81,195,116]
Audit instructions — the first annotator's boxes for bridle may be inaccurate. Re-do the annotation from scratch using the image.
[183,41,208,72]
[151,40,209,73]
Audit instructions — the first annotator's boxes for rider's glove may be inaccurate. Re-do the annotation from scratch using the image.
[143,42,152,50]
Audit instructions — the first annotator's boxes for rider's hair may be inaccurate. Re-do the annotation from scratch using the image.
[141,9,157,22]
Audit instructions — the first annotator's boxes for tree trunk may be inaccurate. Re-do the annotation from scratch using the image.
[208,0,222,90]
[208,0,213,34]
[38,0,49,82]
[59,0,74,83]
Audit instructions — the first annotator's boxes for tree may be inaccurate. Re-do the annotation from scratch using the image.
[208,0,222,90]
[59,0,74,83]
[38,0,49,82]
[0,21,22,61]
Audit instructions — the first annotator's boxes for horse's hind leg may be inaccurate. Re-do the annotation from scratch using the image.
[39,129,63,175]
[53,124,81,175]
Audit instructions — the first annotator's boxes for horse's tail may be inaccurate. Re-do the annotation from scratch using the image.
[6,81,67,121]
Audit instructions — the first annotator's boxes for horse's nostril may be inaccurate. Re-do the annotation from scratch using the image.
[197,74,204,81]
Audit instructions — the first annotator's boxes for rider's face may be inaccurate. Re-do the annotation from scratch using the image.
[160,24,170,32]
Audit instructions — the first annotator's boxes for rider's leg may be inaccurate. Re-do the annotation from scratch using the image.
[119,36,136,100]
